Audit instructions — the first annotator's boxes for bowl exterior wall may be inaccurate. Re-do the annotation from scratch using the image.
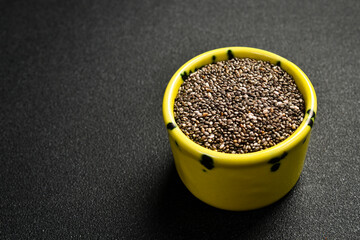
[169,132,311,211]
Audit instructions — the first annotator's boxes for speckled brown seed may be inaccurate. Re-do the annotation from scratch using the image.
[174,58,305,154]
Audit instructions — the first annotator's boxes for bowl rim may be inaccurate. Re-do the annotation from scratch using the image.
[163,46,317,167]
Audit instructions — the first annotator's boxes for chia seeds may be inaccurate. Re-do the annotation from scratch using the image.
[174,58,305,154]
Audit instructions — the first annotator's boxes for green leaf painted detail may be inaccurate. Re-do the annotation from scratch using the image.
[180,71,188,81]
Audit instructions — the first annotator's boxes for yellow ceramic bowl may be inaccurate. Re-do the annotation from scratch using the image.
[162,47,317,211]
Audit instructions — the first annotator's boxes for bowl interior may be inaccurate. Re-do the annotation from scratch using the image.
[163,47,317,166]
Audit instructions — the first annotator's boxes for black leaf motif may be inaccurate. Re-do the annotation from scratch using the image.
[167,122,176,130]
[227,50,234,60]
[271,163,281,172]
[200,155,214,170]
[268,152,288,172]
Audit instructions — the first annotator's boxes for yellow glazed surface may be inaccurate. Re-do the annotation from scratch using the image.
[163,47,317,211]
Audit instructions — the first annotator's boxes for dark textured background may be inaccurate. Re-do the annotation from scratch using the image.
[1,0,359,239]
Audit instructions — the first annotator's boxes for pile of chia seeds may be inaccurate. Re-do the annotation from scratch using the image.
[174,58,305,154]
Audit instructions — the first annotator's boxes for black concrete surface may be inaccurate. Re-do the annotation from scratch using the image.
[1,0,359,239]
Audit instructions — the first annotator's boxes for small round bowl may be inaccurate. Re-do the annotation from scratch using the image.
[162,47,317,211]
